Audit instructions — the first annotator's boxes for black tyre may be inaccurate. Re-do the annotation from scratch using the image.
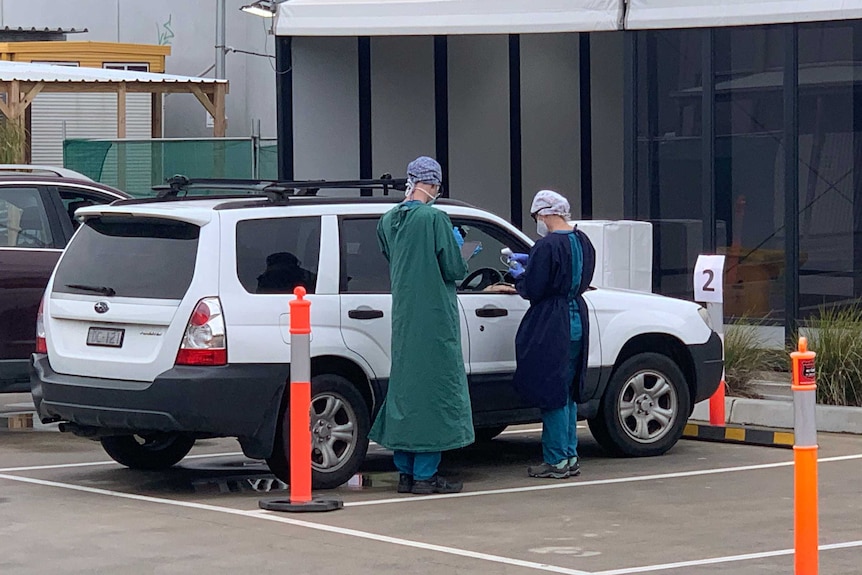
[588,352,691,457]
[474,425,507,442]
[100,433,195,470]
[267,374,370,490]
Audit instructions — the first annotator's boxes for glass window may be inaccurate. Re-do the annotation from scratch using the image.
[0,187,54,248]
[236,217,320,294]
[53,216,198,299]
[340,218,390,293]
[451,218,530,292]
[715,26,785,320]
[59,187,119,230]
[797,21,862,317]
[636,30,704,301]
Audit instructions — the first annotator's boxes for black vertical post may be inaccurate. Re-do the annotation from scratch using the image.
[623,32,638,219]
[358,36,372,196]
[702,28,716,253]
[646,33,660,221]
[275,36,294,180]
[854,23,862,301]
[784,24,800,342]
[509,34,523,229]
[433,36,450,197]
[579,33,593,220]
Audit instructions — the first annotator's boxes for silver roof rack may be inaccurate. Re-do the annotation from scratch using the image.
[0,164,93,181]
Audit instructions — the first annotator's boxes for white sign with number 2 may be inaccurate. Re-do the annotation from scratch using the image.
[694,255,726,303]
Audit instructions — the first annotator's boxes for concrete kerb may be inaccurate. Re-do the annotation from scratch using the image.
[688,396,862,437]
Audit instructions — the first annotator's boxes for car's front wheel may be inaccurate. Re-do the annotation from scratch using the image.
[267,374,370,490]
[588,352,691,457]
[100,433,195,470]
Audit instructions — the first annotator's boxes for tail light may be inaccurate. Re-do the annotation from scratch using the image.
[35,297,47,354]
[176,297,227,366]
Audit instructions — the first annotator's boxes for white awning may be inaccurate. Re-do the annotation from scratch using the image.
[274,0,624,36]
[0,60,227,86]
[626,0,862,30]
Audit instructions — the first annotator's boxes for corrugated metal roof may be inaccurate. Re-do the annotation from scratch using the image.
[0,26,88,34]
[0,60,227,84]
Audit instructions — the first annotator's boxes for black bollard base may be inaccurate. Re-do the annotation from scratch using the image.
[258,497,343,513]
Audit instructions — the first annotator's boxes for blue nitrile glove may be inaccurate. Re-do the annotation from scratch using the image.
[510,252,529,264]
[509,261,526,279]
[453,227,464,248]
[471,243,483,257]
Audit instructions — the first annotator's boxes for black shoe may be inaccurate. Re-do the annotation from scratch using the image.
[411,475,463,495]
[397,473,414,494]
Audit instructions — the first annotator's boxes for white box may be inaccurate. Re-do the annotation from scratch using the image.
[569,220,653,292]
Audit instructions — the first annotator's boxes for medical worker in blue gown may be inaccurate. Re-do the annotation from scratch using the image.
[509,190,596,479]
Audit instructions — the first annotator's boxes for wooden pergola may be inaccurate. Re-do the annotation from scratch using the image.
[0,61,228,163]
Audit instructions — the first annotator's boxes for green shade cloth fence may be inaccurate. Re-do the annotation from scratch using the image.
[64,138,278,197]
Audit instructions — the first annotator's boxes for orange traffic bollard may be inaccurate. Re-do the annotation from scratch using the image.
[709,374,726,426]
[259,287,342,513]
[791,337,818,575]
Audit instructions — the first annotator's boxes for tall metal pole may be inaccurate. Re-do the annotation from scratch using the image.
[216,0,226,79]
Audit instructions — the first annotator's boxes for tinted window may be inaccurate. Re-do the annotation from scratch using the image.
[53,217,198,299]
[59,187,117,230]
[236,217,320,294]
[0,186,55,248]
[340,218,390,293]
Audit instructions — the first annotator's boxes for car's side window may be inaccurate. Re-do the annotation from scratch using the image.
[0,187,55,248]
[59,187,119,230]
[451,218,530,292]
[236,216,321,294]
[340,217,391,293]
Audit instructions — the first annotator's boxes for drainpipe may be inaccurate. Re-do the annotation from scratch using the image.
[216,0,226,79]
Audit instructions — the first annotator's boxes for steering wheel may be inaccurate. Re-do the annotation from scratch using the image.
[460,267,505,291]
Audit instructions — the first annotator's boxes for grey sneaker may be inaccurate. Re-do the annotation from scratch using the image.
[567,457,581,477]
[527,461,570,479]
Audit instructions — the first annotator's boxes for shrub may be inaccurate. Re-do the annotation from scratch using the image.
[723,321,771,398]
[803,305,862,407]
[0,118,27,164]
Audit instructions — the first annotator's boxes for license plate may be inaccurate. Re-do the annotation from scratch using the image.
[86,327,125,348]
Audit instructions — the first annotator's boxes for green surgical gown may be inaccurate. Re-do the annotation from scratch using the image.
[368,201,475,452]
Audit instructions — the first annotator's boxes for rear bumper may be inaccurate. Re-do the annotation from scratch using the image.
[31,354,287,459]
[687,331,724,404]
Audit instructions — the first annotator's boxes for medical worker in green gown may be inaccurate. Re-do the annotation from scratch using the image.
[369,156,474,495]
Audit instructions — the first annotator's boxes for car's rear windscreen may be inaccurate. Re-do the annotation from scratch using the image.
[53,216,199,300]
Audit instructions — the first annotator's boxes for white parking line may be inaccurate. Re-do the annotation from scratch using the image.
[0,451,244,473]
[0,472,589,575]
[345,453,862,507]
[590,540,862,574]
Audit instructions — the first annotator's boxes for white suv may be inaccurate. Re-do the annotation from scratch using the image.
[32,180,722,489]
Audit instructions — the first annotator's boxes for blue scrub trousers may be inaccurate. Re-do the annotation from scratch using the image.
[393,451,442,481]
[540,342,582,466]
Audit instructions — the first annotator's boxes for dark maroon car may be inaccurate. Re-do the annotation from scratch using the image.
[0,171,128,392]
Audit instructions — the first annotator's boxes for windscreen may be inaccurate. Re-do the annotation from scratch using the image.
[53,216,199,300]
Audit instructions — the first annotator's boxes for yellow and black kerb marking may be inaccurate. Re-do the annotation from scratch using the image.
[683,422,795,448]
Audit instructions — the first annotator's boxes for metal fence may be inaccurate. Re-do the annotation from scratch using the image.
[63,137,278,197]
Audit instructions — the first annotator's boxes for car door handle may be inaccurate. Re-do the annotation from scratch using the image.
[475,307,508,318]
[348,309,384,320]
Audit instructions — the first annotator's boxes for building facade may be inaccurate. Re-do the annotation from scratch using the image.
[271,2,862,337]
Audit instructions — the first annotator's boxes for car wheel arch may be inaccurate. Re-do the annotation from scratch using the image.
[609,333,697,412]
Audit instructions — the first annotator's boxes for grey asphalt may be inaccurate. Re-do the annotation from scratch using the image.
[1,392,861,575]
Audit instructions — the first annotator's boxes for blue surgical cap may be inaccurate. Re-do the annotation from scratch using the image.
[406,156,442,186]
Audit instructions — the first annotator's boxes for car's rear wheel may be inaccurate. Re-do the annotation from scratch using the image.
[100,433,195,470]
[267,374,370,490]
[588,353,690,457]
